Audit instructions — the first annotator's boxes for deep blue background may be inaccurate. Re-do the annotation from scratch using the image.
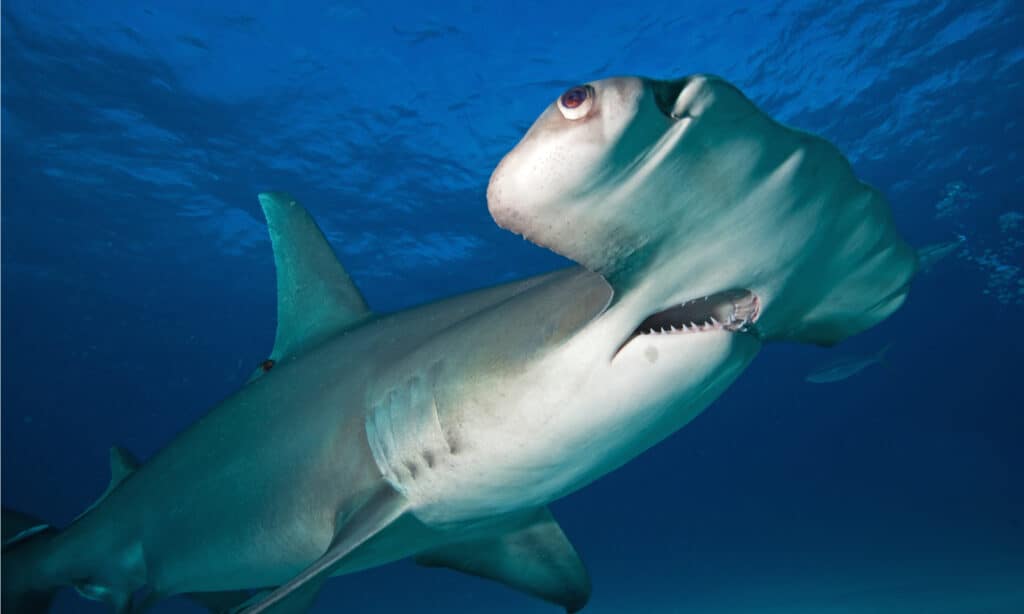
[3,1,1023,611]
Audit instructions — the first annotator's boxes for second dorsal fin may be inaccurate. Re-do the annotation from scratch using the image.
[108,445,140,486]
[258,192,372,366]
[72,445,140,523]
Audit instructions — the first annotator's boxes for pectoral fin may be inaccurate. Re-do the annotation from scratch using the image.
[242,484,408,614]
[416,507,591,613]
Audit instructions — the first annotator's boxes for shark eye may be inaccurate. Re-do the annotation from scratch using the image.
[557,85,594,120]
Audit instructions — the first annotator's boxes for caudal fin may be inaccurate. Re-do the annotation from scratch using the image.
[2,508,60,613]
[3,447,146,613]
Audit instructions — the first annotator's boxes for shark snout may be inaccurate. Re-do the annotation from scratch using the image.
[485,76,650,263]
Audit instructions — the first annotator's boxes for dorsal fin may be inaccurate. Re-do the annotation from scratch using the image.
[258,192,371,365]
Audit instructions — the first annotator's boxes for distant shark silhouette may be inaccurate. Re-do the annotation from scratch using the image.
[805,344,892,383]
[3,74,920,613]
[916,234,965,273]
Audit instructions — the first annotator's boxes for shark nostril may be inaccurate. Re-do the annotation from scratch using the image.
[651,78,691,118]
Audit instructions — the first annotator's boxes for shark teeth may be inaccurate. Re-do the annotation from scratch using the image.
[613,289,762,357]
[629,289,761,339]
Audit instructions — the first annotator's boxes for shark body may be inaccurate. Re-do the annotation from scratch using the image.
[3,74,918,613]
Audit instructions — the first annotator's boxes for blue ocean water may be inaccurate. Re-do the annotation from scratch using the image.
[2,0,1022,612]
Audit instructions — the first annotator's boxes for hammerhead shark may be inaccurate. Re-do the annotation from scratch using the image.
[2,74,918,613]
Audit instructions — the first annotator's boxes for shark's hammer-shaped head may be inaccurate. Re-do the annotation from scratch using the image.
[488,75,918,359]
[381,76,920,525]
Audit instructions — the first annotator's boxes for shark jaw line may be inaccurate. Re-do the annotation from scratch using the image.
[614,288,761,358]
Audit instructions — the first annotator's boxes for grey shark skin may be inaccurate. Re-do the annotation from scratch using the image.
[2,74,918,614]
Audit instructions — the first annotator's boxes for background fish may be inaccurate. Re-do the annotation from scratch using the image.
[805,344,892,384]
[918,235,967,273]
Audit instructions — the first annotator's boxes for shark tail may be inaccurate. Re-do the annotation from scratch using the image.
[2,512,137,613]
[2,508,62,613]
[2,447,145,613]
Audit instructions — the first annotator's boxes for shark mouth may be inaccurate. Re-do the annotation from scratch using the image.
[616,289,761,356]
